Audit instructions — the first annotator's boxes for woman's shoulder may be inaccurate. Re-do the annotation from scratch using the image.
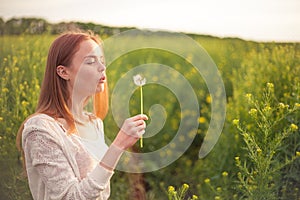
[22,113,59,137]
[24,113,56,127]
[22,113,66,147]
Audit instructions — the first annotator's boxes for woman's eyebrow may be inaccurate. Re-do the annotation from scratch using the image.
[84,55,97,58]
[84,55,104,59]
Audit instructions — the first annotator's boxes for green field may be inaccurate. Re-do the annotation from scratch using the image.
[0,32,299,200]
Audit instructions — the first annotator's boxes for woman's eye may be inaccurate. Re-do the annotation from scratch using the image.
[85,58,96,64]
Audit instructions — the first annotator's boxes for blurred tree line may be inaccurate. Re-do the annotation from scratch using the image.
[0,17,133,35]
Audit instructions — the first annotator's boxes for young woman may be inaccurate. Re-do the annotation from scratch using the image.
[16,31,148,200]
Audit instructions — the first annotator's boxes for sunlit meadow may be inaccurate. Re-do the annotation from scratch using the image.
[0,33,299,199]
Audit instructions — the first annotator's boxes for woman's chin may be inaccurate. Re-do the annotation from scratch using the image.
[95,83,105,93]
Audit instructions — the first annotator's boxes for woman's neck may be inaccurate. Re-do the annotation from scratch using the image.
[69,95,89,123]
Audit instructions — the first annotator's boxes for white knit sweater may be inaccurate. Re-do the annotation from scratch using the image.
[22,114,113,200]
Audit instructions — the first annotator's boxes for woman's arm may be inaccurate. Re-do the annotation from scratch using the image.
[24,129,113,199]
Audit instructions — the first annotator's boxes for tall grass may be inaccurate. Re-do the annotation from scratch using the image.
[0,33,299,199]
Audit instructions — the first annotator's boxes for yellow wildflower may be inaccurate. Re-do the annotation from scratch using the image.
[198,117,206,123]
[159,151,165,157]
[278,103,286,109]
[290,124,298,131]
[256,148,262,154]
[170,142,176,148]
[13,67,19,72]
[263,106,272,112]
[192,195,198,200]
[168,186,175,193]
[245,93,252,101]
[182,183,189,191]
[249,108,257,117]
[222,171,228,177]
[204,178,210,184]
[2,88,9,93]
[243,133,250,139]
[206,95,211,104]
[267,82,274,89]
[179,135,185,142]
[296,151,300,157]
[232,119,239,126]
[21,100,29,107]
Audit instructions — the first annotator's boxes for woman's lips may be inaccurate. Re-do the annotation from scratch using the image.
[98,76,106,83]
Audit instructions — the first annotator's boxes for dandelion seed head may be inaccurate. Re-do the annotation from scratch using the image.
[133,74,146,86]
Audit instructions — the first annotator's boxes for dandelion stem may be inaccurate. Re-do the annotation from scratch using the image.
[140,86,143,148]
[140,86,143,115]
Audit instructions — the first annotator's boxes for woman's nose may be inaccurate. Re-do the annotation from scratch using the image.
[98,62,106,72]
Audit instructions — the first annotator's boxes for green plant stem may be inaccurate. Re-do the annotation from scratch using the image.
[140,86,143,148]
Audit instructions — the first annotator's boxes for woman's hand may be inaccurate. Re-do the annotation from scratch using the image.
[112,114,148,150]
[100,114,148,171]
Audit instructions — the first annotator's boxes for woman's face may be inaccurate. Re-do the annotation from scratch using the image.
[68,39,106,98]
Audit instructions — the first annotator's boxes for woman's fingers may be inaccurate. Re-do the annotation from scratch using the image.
[114,114,148,149]
[134,119,146,128]
[121,114,148,138]
[129,122,146,138]
[130,114,148,121]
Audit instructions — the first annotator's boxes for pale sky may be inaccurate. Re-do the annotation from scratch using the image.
[1,0,300,42]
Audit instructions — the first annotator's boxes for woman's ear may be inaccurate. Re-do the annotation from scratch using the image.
[56,65,70,80]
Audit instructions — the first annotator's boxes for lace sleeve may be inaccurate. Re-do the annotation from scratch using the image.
[23,123,113,200]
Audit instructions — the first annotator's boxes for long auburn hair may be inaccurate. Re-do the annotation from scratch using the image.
[16,30,109,173]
